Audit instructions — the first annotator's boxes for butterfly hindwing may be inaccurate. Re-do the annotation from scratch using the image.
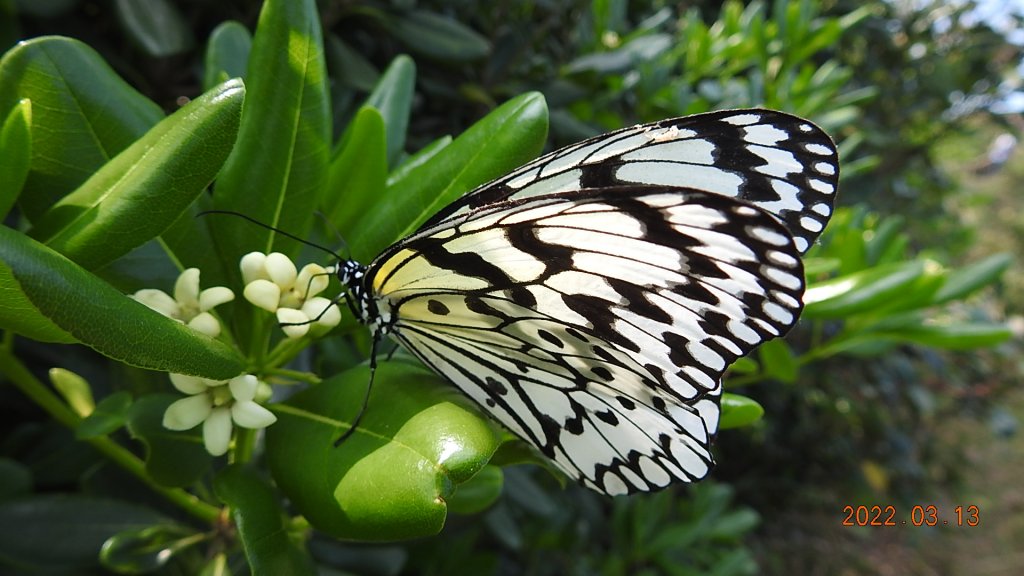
[366,186,806,494]
[422,109,838,254]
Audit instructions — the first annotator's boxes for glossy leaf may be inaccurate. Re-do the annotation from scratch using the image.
[212,0,330,270]
[100,524,198,573]
[28,79,245,270]
[802,261,928,319]
[265,363,500,541]
[387,10,490,62]
[126,395,213,487]
[365,55,415,166]
[349,92,548,262]
[931,252,1012,305]
[49,367,94,416]
[0,249,76,343]
[113,0,193,57]
[757,339,798,384]
[326,34,379,92]
[204,21,252,90]
[0,36,164,220]
[0,98,30,219]
[446,465,504,516]
[869,321,1012,350]
[0,226,245,375]
[719,394,764,430]
[77,391,133,439]
[325,106,388,235]
[214,465,315,575]
[0,494,167,572]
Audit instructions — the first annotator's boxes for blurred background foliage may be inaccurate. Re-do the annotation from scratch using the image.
[3,0,1023,574]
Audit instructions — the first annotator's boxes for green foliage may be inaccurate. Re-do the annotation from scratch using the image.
[0,0,1017,573]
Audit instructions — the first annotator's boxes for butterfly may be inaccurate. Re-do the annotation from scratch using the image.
[332,109,838,495]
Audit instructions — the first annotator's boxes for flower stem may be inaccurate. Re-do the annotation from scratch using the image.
[0,350,221,524]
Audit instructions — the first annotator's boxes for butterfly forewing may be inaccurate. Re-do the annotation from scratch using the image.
[422,109,838,254]
[365,186,807,494]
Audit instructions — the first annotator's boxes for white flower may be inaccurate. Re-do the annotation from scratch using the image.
[132,268,234,337]
[162,373,277,456]
[240,252,340,338]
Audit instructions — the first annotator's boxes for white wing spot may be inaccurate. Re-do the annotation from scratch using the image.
[806,143,834,156]
[815,161,836,175]
[743,124,789,146]
[763,302,794,324]
[800,216,824,233]
[721,113,761,126]
[688,341,725,371]
[810,178,835,194]
[812,202,832,216]
[747,225,791,247]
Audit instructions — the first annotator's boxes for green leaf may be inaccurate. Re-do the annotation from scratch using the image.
[126,395,213,487]
[212,0,331,270]
[0,36,164,220]
[350,92,548,262]
[931,252,1012,305]
[203,21,252,90]
[214,465,316,575]
[266,362,500,541]
[49,367,94,417]
[868,321,1012,350]
[386,10,490,62]
[757,339,798,384]
[0,226,245,376]
[365,55,415,166]
[446,465,504,516]
[719,394,764,430]
[0,494,168,572]
[100,524,198,574]
[325,106,388,235]
[113,0,193,57]
[802,261,929,319]
[77,391,133,439]
[0,98,30,219]
[325,34,379,92]
[28,79,245,270]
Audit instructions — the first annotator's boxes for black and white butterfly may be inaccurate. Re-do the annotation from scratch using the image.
[333,109,838,496]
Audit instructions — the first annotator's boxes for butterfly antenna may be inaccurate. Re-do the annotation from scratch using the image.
[333,329,381,446]
[198,210,346,262]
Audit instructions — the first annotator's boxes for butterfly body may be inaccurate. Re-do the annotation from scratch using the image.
[335,109,838,495]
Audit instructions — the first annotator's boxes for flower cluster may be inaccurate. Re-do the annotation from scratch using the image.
[131,268,234,337]
[240,252,341,338]
[162,373,276,456]
[133,254,341,455]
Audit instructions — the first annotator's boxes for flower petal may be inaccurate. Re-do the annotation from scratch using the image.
[169,373,211,395]
[187,312,222,338]
[228,374,259,402]
[296,264,330,298]
[240,252,268,284]
[276,308,310,338]
[265,252,297,288]
[231,400,278,429]
[303,297,341,328]
[174,268,202,307]
[163,394,213,430]
[244,279,281,312]
[132,289,179,318]
[198,286,235,311]
[203,407,233,456]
